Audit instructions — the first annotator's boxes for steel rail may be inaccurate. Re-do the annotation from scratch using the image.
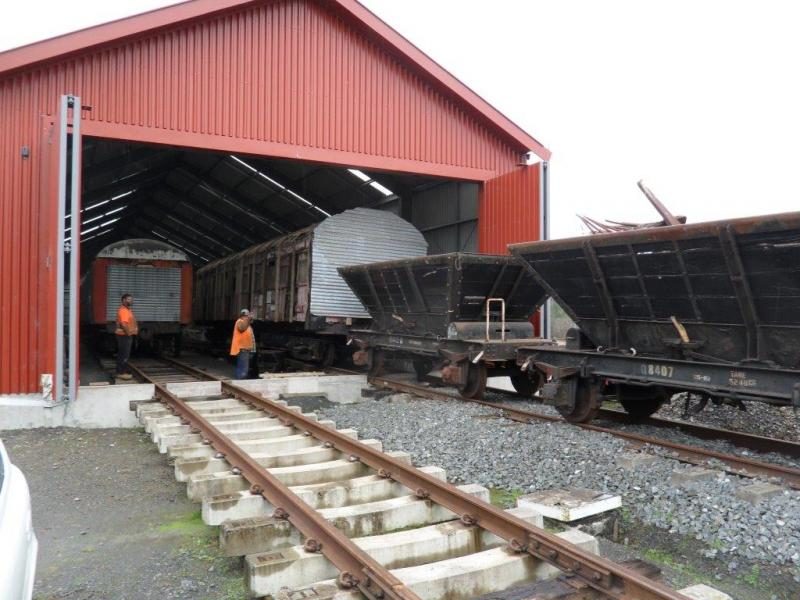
[369,377,800,491]
[128,363,420,600]
[595,409,800,459]
[483,384,800,459]
[150,357,687,597]
[219,379,688,600]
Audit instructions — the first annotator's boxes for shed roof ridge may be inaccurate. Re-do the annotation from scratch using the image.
[0,0,550,160]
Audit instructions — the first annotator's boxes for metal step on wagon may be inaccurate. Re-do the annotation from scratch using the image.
[339,253,548,398]
[510,211,800,422]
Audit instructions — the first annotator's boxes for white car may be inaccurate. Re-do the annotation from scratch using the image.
[0,439,38,600]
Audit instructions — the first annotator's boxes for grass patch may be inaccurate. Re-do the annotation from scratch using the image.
[156,510,209,537]
[740,565,761,587]
[208,576,247,600]
[489,488,523,508]
[642,547,707,584]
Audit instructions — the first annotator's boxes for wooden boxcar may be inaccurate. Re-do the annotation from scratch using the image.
[194,208,428,364]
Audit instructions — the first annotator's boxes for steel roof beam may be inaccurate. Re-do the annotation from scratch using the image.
[173,160,293,234]
[227,155,332,221]
[80,162,177,206]
[128,224,214,263]
[154,186,262,247]
[131,213,228,259]
[81,146,178,184]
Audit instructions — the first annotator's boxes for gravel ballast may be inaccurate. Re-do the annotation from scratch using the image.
[656,394,800,442]
[487,394,800,471]
[320,393,800,583]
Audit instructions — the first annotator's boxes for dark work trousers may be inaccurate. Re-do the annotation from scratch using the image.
[116,335,133,374]
[235,350,252,379]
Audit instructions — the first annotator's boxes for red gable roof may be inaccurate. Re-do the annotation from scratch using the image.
[0,0,550,160]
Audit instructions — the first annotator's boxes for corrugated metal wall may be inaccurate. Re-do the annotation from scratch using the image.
[479,164,541,255]
[0,0,537,394]
[309,207,428,318]
[411,182,479,254]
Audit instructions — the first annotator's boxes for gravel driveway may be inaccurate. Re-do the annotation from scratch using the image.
[1,428,244,600]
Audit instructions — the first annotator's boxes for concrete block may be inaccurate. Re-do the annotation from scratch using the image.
[166,420,338,460]
[317,484,489,538]
[617,452,659,470]
[234,374,367,405]
[292,466,446,510]
[158,433,204,453]
[1,385,153,429]
[225,484,486,557]
[220,516,301,557]
[203,467,447,526]
[188,450,411,503]
[169,433,318,461]
[734,482,784,505]
[278,528,597,600]
[246,505,543,596]
[517,488,621,522]
[135,402,169,421]
[164,381,221,397]
[174,435,376,483]
[670,467,718,487]
[268,458,371,488]
[679,584,733,600]
[153,417,289,446]
[187,471,249,502]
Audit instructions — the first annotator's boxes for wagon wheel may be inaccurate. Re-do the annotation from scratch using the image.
[458,362,487,400]
[412,358,434,381]
[510,371,543,398]
[368,349,386,378]
[616,384,669,419]
[320,343,337,368]
[556,379,603,423]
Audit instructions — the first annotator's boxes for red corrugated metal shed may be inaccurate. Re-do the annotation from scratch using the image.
[0,0,549,394]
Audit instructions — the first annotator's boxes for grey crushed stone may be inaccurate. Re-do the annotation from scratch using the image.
[320,394,800,582]
[657,394,800,442]
[488,394,800,471]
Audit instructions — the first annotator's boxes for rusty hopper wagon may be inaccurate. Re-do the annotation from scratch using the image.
[510,211,800,422]
[339,253,548,398]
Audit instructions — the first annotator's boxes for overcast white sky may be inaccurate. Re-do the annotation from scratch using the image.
[2,0,798,238]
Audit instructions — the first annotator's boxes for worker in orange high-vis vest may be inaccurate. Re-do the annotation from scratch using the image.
[115,293,138,380]
[230,309,256,379]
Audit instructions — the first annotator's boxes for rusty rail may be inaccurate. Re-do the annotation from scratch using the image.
[219,379,688,600]
[137,357,688,599]
[128,362,420,600]
[595,409,800,459]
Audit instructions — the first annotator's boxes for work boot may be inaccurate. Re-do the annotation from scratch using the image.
[119,373,133,380]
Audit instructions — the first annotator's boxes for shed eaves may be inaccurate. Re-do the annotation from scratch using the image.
[0,0,550,161]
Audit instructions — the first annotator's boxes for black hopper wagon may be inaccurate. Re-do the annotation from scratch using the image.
[339,253,548,398]
[510,211,800,422]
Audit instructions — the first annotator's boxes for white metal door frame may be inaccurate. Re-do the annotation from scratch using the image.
[54,94,81,403]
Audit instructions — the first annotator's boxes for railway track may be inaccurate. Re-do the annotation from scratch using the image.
[369,376,800,491]
[127,357,691,600]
